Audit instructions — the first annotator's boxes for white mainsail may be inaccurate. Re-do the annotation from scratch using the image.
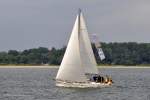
[56,14,87,82]
[56,10,98,82]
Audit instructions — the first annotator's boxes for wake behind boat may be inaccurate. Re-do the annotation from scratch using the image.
[55,9,113,88]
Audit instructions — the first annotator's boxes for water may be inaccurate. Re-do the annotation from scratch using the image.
[0,67,150,100]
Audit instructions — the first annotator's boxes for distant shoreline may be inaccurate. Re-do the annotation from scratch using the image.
[0,65,149,68]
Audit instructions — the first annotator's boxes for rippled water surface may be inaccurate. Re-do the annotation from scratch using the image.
[0,67,150,100]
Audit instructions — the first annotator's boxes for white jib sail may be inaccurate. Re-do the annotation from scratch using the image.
[56,15,87,82]
[79,13,98,74]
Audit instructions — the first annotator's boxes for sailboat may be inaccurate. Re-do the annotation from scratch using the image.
[56,9,113,88]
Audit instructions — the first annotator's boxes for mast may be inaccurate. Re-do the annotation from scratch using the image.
[78,8,81,35]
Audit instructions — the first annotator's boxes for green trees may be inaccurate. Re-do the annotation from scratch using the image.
[0,42,150,65]
[98,42,150,65]
[0,52,8,64]
[48,47,65,65]
[0,47,50,65]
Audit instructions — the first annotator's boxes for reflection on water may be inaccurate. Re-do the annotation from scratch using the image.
[0,67,150,100]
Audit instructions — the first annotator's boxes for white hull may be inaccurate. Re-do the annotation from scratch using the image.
[56,81,112,88]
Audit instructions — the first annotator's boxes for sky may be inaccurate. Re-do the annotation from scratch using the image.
[0,0,150,51]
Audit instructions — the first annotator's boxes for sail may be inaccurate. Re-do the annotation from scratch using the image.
[79,13,98,74]
[56,15,87,82]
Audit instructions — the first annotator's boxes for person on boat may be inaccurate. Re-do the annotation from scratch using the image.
[97,75,101,83]
[109,77,113,84]
[104,75,113,85]
[101,76,105,83]
[90,74,98,82]
[93,75,104,83]
[93,75,98,82]
[91,74,109,84]
[104,75,109,83]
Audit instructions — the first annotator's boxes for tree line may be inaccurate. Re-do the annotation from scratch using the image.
[0,42,150,66]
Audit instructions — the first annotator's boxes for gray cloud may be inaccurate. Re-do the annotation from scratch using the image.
[0,0,150,51]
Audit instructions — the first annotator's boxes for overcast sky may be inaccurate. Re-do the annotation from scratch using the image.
[0,0,150,51]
